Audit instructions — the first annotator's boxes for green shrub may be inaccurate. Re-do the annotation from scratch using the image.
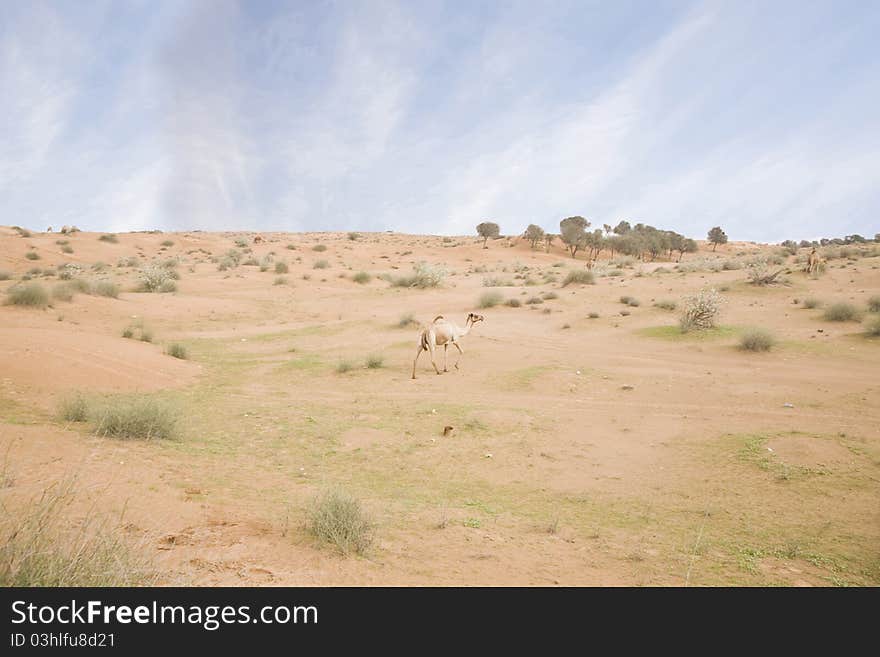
[352,271,371,284]
[543,292,558,300]
[619,295,639,306]
[867,296,880,313]
[25,251,40,261]
[505,298,521,308]
[166,343,188,360]
[122,327,134,339]
[273,276,288,285]
[0,271,11,281]
[525,296,544,305]
[98,234,118,243]
[739,328,776,352]
[389,262,447,288]
[5,283,49,308]
[588,312,599,319]
[312,244,327,252]
[802,298,822,309]
[561,270,595,287]
[866,316,880,337]
[335,360,354,374]
[479,291,503,308]
[823,302,861,322]
[365,354,384,369]
[60,245,73,254]
[307,490,373,555]
[52,283,76,302]
[91,281,119,298]
[161,240,174,247]
[313,260,330,269]
[654,300,676,311]
[93,398,177,440]
[58,394,89,422]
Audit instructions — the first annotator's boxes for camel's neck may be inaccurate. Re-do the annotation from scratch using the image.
[460,319,473,336]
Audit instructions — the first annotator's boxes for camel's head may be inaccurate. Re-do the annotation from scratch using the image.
[467,312,484,325]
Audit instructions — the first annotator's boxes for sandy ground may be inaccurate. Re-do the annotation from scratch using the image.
[1,226,878,586]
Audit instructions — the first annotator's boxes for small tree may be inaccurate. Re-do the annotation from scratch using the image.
[613,220,631,235]
[476,222,500,248]
[560,216,589,258]
[544,232,556,253]
[707,226,728,251]
[523,224,545,250]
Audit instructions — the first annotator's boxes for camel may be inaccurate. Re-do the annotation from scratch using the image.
[412,312,484,379]
[805,248,821,274]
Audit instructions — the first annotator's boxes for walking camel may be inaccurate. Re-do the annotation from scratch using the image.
[412,313,484,379]
[805,248,822,274]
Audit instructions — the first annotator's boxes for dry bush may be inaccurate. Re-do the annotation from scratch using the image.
[136,265,175,292]
[58,394,89,422]
[823,302,861,322]
[479,291,503,308]
[739,328,776,352]
[389,262,447,288]
[746,259,786,286]
[307,490,374,555]
[93,398,178,440]
[0,479,154,586]
[5,282,49,308]
[680,288,722,332]
[562,270,595,287]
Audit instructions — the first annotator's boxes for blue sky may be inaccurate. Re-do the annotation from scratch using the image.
[2,0,878,241]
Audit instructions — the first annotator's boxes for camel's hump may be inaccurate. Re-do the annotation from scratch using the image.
[432,315,444,322]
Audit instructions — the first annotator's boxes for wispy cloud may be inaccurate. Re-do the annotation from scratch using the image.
[1,0,877,239]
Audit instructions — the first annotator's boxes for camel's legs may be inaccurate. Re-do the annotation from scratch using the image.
[428,342,440,374]
[453,342,464,369]
[443,344,448,372]
[412,345,424,379]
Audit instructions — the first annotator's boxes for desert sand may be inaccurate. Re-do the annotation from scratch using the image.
[1,226,878,586]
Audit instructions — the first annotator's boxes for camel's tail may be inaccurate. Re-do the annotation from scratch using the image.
[418,327,429,351]
[432,315,444,323]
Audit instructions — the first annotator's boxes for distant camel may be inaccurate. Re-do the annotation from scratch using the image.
[253,235,263,243]
[805,248,821,274]
[412,313,484,379]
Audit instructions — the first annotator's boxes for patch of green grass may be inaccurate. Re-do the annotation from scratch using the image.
[92,398,178,440]
[478,291,503,308]
[638,325,738,341]
[307,489,373,555]
[5,282,49,307]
